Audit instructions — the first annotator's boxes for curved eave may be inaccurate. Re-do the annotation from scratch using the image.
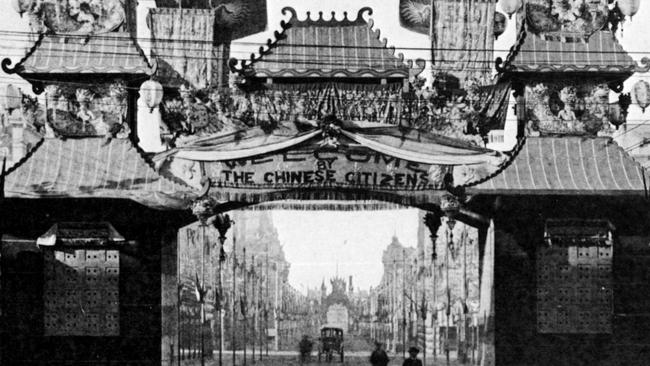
[466,188,648,196]
[1,32,156,88]
[253,69,410,79]
[20,66,154,75]
[505,66,637,74]
[495,25,649,79]
[10,72,152,94]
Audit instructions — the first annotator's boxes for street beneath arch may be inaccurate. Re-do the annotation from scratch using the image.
[178,350,468,366]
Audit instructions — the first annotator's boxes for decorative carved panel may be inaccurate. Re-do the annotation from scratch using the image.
[525,0,609,40]
[18,0,125,35]
[42,82,130,138]
[537,220,613,334]
[525,81,615,137]
[43,248,120,336]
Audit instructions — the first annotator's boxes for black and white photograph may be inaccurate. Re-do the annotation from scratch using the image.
[1,0,649,365]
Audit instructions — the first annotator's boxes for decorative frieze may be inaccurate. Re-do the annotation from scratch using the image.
[524,81,620,136]
[42,81,130,138]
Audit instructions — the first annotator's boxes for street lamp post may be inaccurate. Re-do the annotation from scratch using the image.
[243,248,248,366]
[252,256,256,364]
[213,213,233,366]
[191,197,217,366]
[257,261,264,361]
[265,241,270,357]
[441,194,461,366]
[402,249,406,361]
[274,262,280,351]
[201,225,206,366]
[424,211,442,365]
[232,235,237,366]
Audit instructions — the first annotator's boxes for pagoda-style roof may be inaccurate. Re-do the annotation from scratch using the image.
[2,32,154,82]
[2,138,194,209]
[496,27,649,77]
[231,7,415,80]
[467,137,649,196]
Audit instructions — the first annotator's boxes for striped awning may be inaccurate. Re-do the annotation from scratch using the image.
[3,138,194,209]
[14,32,153,75]
[468,137,649,195]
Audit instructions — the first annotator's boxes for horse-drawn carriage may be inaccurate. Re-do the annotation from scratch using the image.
[317,326,344,363]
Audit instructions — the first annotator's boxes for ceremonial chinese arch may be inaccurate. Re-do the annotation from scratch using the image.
[1,1,650,366]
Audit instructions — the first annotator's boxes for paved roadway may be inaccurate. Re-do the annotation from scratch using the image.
[175,351,470,366]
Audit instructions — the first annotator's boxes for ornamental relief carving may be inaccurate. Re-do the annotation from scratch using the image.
[526,0,609,39]
[43,82,130,138]
[158,81,502,149]
[15,0,126,35]
[524,81,616,136]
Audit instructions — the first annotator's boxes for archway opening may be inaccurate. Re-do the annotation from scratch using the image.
[169,195,494,366]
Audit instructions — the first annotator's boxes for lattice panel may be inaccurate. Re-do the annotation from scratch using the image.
[43,249,120,336]
[536,243,612,334]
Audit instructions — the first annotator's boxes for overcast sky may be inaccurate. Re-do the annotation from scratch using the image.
[272,208,420,293]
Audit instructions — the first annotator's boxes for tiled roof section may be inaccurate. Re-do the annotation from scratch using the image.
[3,138,194,209]
[496,27,649,74]
[467,137,649,195]
[235,7,410,79]
[4,32,153,75]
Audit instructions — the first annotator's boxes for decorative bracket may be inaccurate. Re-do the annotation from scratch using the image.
[607,80,624,93]
[636,57,650,74]
[228,20,292,75]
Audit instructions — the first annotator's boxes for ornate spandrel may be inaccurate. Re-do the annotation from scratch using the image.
[524,81,617,137]
[42,82,131,138]
[161,85,409,141]
[160,81,507,148]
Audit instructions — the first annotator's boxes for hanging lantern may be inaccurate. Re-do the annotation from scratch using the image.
[500,0,523,19]
[617,0,640,19]
[1,84,22,113]
[608,103,625,129]
[633,80,650,113]
[494,12,507,39]
[139,79,164,113]
[213,213,233,262]
[608,93,632,129]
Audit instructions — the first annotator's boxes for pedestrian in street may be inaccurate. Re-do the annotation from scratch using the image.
[370,341,389,366]
[298,334,313,364]
[402,347,423,366]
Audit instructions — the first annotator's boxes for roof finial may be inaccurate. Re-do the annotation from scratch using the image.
[281,7,297,20]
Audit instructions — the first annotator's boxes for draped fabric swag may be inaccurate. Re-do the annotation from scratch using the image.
[148,8,227,89]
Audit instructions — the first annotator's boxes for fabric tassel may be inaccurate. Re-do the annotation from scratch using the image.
[210,188,448,209]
